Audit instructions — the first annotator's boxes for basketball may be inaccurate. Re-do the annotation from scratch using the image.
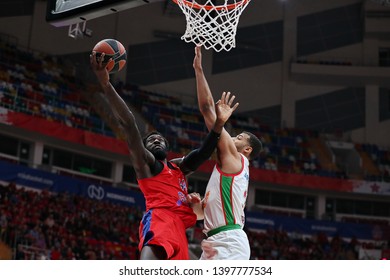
[92,39,127,73]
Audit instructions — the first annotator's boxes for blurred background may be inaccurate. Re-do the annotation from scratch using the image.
[0,0,389,260]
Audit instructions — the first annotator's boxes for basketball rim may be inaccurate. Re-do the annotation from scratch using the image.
[172,0,250,11]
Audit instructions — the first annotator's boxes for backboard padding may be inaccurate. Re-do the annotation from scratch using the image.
[46,0,163,27]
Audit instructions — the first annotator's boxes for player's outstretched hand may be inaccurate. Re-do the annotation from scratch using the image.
[215,91,239,125]
[90,51,111,87]
[193,45,203,72]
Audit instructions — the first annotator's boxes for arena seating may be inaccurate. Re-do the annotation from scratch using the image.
[2,38,389,181]
[2,182,387,260]
[0,182,141,260]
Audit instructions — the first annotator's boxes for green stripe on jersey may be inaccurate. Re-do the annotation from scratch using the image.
[221,175,235,225]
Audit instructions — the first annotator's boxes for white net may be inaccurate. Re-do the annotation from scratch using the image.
[174,0,252,52]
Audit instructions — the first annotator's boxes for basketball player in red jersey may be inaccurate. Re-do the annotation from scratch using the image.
[90,52,239,260]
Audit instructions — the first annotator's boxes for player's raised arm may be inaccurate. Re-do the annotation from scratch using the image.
[90,52,153,178]
[178,91,239,175]
[193,46,241,169]
[193,45,217,131]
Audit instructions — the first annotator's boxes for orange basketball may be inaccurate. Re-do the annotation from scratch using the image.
[92,39,127,73]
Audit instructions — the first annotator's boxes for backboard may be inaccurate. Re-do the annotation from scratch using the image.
[46,0,163,27]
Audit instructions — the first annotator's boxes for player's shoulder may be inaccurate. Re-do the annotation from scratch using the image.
[168,157,183,168]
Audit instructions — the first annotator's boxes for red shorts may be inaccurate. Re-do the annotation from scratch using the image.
[139,208,192,260]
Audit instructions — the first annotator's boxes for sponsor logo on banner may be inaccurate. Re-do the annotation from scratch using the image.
[0,160,145,209]
[17,172,54,186]
[311,225,337,232]
[88,184,105,200]
[351,180,390,196]
[246,217,275,226]
[106,192,135,203]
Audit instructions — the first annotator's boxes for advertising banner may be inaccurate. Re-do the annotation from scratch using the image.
[0,160,145,209]
[246,212,390,241]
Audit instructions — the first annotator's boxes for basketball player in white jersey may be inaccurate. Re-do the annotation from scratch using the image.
[192,46,262,260]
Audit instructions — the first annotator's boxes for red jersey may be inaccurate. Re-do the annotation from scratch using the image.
[137,161,196,228]
[137,161,197,259]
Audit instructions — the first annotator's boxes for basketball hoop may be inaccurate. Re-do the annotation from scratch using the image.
[68,21,92,39]
[172,0,252,52]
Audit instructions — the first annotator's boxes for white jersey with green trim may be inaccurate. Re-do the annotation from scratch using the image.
[202,154,250,234]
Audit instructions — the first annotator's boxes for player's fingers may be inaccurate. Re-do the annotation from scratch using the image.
[90,52,96,64]
[187,193,200,203]
[232,102,239,111]
[225,91,231,101]
[221,92,227,104]
[98,53,105,66]
[195,45,201,56]
[228,95,236,107]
